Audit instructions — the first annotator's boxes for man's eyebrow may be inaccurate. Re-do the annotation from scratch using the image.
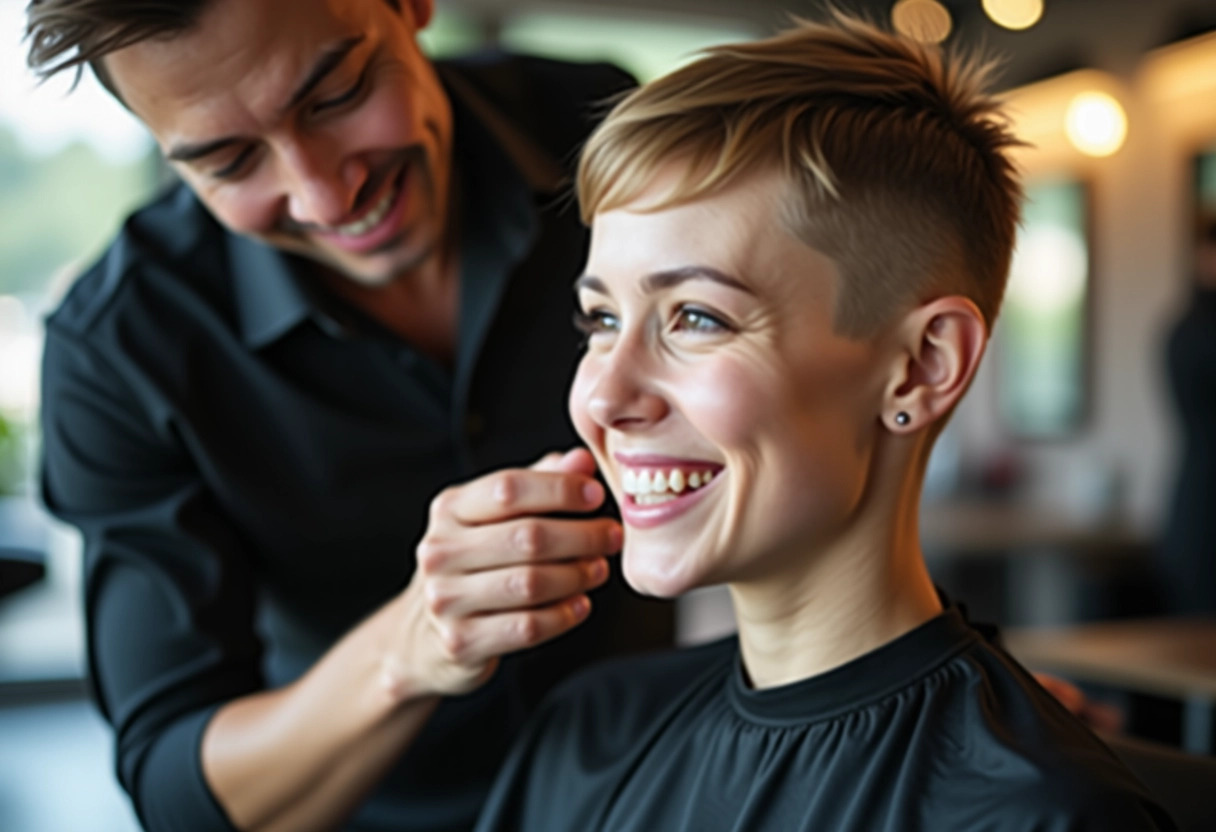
[165,137,242,163]
[164,35,367,164]
[283,34,366,114]
[575,267,753,296]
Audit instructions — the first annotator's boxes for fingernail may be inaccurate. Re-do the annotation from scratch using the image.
[571,596,591,618]
[586,558,607,583]
[583,481,604,505]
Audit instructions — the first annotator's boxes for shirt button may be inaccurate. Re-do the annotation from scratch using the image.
[465,412,486,437]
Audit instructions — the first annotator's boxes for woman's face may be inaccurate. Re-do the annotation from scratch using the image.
[570,168,889,597]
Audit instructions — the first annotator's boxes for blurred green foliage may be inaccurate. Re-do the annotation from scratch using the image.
[0,411,25,496]
[0,126,156,297]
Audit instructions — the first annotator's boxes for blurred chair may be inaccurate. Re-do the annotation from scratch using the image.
[1103,732,1216,832]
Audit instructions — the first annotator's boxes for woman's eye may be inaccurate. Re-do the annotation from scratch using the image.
[573,309,619,341]
[673,306,729,334]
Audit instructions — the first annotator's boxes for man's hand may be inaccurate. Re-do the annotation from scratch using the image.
[1034,672,1125,734]
[389,448,621,699]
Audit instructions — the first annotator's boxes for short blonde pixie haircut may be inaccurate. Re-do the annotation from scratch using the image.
[577,13,1024,338]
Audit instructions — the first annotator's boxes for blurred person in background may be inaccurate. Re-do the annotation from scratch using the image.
[24,1,672,830]
[1160,217,1216,614]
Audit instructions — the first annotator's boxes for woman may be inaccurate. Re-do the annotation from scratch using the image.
[473,14,1174,832]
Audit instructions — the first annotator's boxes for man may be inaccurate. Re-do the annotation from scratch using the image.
[27,0,670,829]
[1160,217,1216,615]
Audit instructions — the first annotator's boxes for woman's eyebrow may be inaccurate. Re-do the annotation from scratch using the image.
[642,266,753,294]
[574,266,754,296]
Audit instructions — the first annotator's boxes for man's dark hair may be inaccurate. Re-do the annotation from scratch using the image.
[24,0,402,99]
[25,1,210,96]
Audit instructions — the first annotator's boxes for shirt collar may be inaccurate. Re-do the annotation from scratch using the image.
[229,233,318,349]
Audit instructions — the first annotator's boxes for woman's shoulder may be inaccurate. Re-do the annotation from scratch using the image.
[917,636,1175,828]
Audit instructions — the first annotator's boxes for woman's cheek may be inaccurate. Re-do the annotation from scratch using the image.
[568,359,602,448]
[677,357,771,448]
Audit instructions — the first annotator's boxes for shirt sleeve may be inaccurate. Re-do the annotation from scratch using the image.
[41,323,261,832]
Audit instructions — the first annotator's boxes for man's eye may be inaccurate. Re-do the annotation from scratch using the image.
[210,146,256,180]
[673,306,729,334]
[313,76,366,114]
[573,309,619,340]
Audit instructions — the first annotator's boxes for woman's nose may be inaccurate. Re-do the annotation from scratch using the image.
[281,138,368,229]
[584,346,669,431]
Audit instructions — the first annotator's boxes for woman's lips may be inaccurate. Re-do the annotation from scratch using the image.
[613,453,724,529]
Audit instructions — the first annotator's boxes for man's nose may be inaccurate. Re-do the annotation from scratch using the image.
[281,137,368,229]
[584,340,669,431]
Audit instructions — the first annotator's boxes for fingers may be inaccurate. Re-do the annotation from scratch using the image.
[431,595,594,670]
[530,447,597,475]
[1034,672,1085,714]
[425,557,610,619]
[430,466,605,528]
[418,516,622,575]
[401,450,613,698]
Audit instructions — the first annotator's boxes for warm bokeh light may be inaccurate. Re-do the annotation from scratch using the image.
[982,0,1045,31]
[891,0,952,44]
[1065,91,1128,157]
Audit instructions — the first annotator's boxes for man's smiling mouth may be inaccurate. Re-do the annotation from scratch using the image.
[330,178,399,237]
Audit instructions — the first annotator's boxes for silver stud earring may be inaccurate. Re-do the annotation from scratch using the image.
[895,411,911,427]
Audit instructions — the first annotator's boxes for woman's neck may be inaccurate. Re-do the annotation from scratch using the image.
[729,485,942,690]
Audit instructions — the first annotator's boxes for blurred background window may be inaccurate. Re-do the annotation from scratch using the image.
[421,6,759,81]
[0,0,158,684]
[997,180,1091,438]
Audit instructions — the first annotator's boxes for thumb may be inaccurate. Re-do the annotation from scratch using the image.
[531,447,598,476]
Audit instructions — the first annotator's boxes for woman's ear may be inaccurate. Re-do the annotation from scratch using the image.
[882,296,988,434]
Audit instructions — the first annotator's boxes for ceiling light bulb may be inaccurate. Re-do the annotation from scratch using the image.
[1065,91,1128,158]
[983,0,1045,31]
[891,0,953,44]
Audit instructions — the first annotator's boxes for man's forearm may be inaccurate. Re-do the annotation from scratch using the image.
[202,592,440,832]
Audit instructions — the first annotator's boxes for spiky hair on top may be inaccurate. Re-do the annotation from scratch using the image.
[577,11,1025,337]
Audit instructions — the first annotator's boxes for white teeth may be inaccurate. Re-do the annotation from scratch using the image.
[634,493,678,505]
[669,469,685,493]
[652,470,668,493]
[334,184,396,237]
[637,470,652,495]
[620,465,719,498]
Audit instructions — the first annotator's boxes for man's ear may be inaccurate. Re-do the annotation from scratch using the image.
[402,0,435,29]
[881,296,988,433]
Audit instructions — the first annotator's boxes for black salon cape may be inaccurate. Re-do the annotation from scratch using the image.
[475,606,1176,832]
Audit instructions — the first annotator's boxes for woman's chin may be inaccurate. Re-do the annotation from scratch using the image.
[621,545,706,598]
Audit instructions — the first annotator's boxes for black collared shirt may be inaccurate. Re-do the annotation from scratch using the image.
[41,55,669,832]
